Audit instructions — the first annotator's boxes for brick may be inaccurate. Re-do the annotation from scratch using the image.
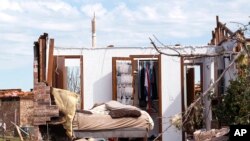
[34,94,50,100]
[34,100,50,105]
[45,86,50,94]
[33,117,51,123]
[33,105,58,112]
[47,105,58,110]
[33,89,46,95]
[33,110,59,117]
[33,121,46,126]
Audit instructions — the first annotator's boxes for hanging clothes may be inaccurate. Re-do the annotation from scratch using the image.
[150,65,158,100]
[145,62,152,113]
[139,65,146,107]
[139,61,158,108]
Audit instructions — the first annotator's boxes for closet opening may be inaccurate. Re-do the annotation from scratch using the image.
[131,55,161,140]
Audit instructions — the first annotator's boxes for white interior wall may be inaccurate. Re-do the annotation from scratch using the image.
[54,47,161,109]
[161,55,182,141]
[65,58,80,66]
[86,48,161,109]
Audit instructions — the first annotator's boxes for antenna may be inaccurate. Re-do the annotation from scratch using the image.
[92,12,96,48]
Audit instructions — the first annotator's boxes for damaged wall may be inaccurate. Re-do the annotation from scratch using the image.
[54,46,219,141]
[54,46,218,109]
[20,97,34,126]
[0,97,20,135]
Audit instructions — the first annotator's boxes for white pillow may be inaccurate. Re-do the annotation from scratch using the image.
[90,104,109,115]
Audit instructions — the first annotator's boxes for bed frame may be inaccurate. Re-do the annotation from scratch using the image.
[74,128,148,141]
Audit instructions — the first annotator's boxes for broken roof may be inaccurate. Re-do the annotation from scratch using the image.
[0,89,33,98]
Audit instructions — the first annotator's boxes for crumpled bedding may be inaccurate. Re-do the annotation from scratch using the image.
[73,100,154,131]
[51,88,79,138]
[51,88,154,138]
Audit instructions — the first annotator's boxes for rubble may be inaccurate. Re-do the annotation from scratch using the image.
[193,127,229,141]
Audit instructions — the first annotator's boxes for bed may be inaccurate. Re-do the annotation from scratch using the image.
[51,88,154,140]
[73,101,154,140]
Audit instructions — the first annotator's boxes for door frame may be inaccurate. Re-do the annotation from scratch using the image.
[53,55,84,109]
[181,58,203,141]
[112,57,132,100]
[130,54,162,140]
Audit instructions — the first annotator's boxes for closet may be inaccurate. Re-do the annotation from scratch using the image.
[112,55,161,139]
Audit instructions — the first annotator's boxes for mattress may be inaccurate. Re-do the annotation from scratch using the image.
[73,110,153,131]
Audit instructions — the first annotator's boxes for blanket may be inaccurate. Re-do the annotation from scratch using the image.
[73,100,154,131]
[51,88,79,138]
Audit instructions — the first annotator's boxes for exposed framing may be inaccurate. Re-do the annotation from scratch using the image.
[47,39,54,87]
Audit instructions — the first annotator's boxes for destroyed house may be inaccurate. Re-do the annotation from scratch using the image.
[1,16,249,141]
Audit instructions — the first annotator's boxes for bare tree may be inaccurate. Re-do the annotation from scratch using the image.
[66,66,80,94]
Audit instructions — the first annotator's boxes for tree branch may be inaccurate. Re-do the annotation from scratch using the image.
[183,49,245,124]
[149,37,235,58]
[153,35,181,56]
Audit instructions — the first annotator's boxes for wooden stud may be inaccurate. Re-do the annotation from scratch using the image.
[39,39,43,82]
[42,37,47,81]
[47,39,54,86]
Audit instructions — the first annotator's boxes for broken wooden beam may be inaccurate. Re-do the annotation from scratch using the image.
[47,39,54,86]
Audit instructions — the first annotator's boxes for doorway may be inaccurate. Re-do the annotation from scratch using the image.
[184,63,203,108]
[130,55,161,140]
[53,55,83,109]
[182,62,203,139]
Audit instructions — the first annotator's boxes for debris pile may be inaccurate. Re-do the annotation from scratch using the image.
[193,127,229,141]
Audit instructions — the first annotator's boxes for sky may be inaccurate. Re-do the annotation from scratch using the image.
[0,0,249,91]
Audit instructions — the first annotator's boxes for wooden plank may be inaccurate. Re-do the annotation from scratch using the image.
[47,39,54,86]
[12,122,24,141]
[39,38,44,82]
[42,37,47,82]
[112,57,117,100]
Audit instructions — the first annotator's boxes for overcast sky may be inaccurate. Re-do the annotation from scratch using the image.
[0,0,249,91]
